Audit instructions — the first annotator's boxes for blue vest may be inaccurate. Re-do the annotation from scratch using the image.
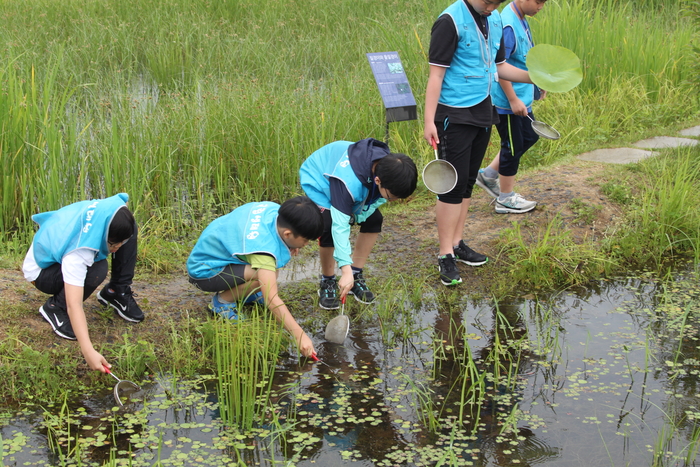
[31,193,129,269]
[492,3,534,110]
[187,202,292,279]
[439,2,503,108]
[299,141,386,223]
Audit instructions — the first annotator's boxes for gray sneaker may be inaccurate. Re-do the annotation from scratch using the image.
[495,193,537,214]
[476,169,500,198]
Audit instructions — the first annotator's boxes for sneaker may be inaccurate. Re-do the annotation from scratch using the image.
[495,193,537,214]
[438,254,462,286]
[209,293,240,321]
[97,286,144,323]
[476,169,500,198]
[243,291,265,306]
[349,271,376,304]
[318,276,340,310]
[39,297,76,340]
[453,240,488,266]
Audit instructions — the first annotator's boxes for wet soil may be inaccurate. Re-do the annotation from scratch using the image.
[0,159,621,365]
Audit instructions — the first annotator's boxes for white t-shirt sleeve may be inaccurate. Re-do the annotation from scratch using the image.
[62,249,96,287]
[22,244,42,282]
[22,244,96,287]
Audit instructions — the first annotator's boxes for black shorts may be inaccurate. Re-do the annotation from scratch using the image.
[495,113,539,177]
[318,207,383,248]
[435,119,493,204]
[188,264,247,292]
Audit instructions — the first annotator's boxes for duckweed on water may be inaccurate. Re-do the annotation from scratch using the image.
[1,271,700,466]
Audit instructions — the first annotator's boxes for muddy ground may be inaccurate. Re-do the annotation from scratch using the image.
[0,159,620,364]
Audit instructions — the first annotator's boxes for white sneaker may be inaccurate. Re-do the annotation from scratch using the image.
[495,193,537,214]
[476,169,500,198]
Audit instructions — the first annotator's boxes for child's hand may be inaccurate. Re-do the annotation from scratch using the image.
[338,269,354,300]
[82,347,110,372]
[509,98,528,117]
[298,333,315,358]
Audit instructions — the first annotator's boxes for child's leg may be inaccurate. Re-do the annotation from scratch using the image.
[353,209,382,268]
[35,260,109,303]
[318,208,336,276]
[498,113,539,193]
[107,221,138,292]
[436,122,491,254]
[189,264,254,301]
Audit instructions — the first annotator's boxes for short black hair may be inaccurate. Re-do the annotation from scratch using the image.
[277,196,324,240]
[374,153,418,199]
[108,206,135,243]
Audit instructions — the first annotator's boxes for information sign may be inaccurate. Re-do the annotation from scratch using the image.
[366,52,417,123]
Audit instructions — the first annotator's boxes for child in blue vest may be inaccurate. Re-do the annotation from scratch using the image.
[299,138,417,310]
[423,0,535,286]
[477,0,547,214]
[22,193,143,372]
[187,196,324,358]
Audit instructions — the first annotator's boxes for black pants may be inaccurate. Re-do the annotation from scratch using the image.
[34,222,138,308]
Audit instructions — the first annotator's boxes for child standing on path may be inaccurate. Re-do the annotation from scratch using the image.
[476,0,547,214]
[299,138,417,310]
[423,0,534,286]
[22,193,143,372]
[186,196,324,358]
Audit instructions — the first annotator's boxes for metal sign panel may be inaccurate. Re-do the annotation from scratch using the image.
[366,52,417,123]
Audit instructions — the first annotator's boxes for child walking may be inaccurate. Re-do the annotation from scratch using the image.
[476,0,548,214]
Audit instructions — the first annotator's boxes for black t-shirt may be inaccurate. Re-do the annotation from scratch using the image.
[428,0,506,127]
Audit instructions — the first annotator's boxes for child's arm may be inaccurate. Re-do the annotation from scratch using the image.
[65,283,111,372]
[257,268,315,358]
[497,62,532,85]
[424,65,447,144]
[499,79,528,117]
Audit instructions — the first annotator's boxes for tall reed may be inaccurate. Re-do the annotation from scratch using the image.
[210,307,287,431]
[0,0,696,241]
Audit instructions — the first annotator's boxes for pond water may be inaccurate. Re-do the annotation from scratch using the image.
[2,270,699,466]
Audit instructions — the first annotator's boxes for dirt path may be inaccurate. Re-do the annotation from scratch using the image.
[0,159,620,354]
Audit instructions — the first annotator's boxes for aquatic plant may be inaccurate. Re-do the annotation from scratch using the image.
[209,306,287,430]
[498,213,615,289]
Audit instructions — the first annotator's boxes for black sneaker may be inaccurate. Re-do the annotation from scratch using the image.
[39,297,76,340]
[438,254,462,286]
[97,286,144,323]
[318,276,340,310]
[453,240,488,266]
[349,271,376,304]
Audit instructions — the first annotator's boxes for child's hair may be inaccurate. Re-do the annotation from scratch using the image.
[108,207,135,243]
[374,153,418,199]
[277,196,324,240]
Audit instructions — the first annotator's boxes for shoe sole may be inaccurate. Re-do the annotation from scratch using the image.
[97,291,144,323]
[455,257,489,266]
[475,178,500,198]
[438,267,463,286]
[495,204,536,214]
[348,291,376,304]
[440,276,462,286]
[39,306,76,340]
[317,290,340,310]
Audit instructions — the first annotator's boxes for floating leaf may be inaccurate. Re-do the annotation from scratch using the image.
[526,44,582,93]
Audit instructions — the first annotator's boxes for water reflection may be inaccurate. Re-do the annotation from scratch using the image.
[3,272,700,466]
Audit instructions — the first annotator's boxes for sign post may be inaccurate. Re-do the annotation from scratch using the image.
[366,52,417,146]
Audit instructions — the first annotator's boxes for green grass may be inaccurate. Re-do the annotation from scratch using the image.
[0,0,697,247]
[606,145,700,267]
